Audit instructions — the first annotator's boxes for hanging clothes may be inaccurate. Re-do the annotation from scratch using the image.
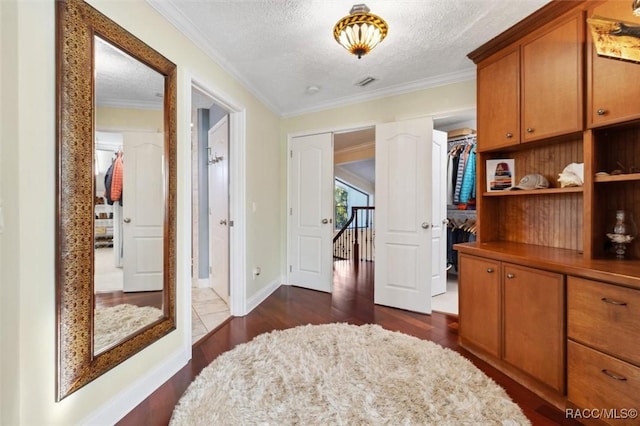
[447,135,477,209]
[458,144,476,209]
[110,151,124,205]
[104,160,115,205]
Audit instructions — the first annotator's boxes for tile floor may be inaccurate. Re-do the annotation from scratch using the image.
[431,272,459,315]
[191,287,230,344]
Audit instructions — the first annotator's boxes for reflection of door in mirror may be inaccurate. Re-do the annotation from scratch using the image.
[93,36,165,354]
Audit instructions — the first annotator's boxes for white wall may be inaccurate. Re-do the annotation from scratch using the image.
[0,1,19,424]
[279,80,477,276]
[0,0,281,424]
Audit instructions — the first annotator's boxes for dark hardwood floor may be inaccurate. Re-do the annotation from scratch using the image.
[118,260,580,426]
[95,291,163,309]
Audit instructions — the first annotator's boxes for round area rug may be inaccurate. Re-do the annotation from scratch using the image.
[170,323,530,425]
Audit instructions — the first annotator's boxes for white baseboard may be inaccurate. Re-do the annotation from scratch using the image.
[80,347,190,426]
[245,276,282,315]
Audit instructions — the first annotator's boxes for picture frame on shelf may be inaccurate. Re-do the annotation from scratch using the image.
[486,159,515,191]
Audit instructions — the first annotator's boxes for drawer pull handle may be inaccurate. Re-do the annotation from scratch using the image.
[597,108,607,116]
[601,369,627,381]
[486,268,494,273]
[506,273,515,279]
[601,297,627,306]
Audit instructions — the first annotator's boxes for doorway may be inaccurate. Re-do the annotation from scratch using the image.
[190,85,232,344]
[288,113,475,316]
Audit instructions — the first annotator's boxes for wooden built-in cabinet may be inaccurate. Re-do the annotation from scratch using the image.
[521,11,584,143]
[458,255,500,357]
[459,254,565,395]
[588,1,640,127]
[462,0,640,419]
[567,277,640,425]
[503,264,565,393]
[477,49,519,151]
[476,10,583,152]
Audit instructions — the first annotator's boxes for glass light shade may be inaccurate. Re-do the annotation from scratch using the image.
[334,4,388,59]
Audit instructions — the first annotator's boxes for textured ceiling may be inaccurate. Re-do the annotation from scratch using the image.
[148,0,550,117]
[95,37,164,110]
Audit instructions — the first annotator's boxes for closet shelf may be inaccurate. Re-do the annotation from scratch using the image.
[483,187,583,197]
[594,172,640,183]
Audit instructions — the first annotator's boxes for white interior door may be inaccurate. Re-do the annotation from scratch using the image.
[122,132,164,292]
[288,133,333,293]
[374,118,433,313]
[430,130,448,296]
[208,116,230,304]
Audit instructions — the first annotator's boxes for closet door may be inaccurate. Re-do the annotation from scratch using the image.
[431,130,448,296]
[122,132,165,292]
[374,117,433,313]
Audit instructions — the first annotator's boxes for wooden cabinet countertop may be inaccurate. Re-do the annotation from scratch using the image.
[455,241,640,290]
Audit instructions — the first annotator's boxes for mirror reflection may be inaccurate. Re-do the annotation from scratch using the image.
[93,36,165,354]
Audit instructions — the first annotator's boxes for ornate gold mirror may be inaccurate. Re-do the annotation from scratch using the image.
[56,0,176,400]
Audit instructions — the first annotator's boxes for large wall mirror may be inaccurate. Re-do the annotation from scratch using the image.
[56,0,177,400]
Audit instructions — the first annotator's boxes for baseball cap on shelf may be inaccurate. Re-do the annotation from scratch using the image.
[510,174,550,190]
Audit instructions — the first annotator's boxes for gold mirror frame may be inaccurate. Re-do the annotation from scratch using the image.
[55,0,176,400]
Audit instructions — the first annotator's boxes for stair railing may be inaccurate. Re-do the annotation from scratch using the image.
[333,206,375,261]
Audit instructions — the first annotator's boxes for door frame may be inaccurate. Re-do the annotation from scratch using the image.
[286,123,376,289]
[286,115,459,298]
[184,72,247,349]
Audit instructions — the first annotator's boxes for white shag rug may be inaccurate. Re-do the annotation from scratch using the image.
[94,304,163,352]
[170,323,530,426]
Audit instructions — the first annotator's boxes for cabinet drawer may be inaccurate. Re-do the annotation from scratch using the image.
[568,276,640,365]
[568,341,640,426]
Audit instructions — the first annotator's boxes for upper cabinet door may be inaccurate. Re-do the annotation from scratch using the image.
[588,1,640,128]
[521,11,584,143]
[477,48,520,152]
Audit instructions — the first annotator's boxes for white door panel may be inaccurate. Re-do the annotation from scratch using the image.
[375,118,433,313]
[431,130,448,296]
[123,132,164,292]
[208,116,230,304]
[288,133,333,293]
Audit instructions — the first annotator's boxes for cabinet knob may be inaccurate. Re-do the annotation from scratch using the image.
[597,108,607,116]
[506,273,515,279]
[486,268,494,273]
[123,218,131,223]
[421,222,430,229]
[505,132,513,139]
[526,128,534,133]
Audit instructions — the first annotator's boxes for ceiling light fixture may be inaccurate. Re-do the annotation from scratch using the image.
[634,0,640,16]
[333,4,388,59]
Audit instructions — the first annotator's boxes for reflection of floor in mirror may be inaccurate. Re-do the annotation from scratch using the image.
[431,272,458,315]
[192,287,230,344]
[94,247,123,293]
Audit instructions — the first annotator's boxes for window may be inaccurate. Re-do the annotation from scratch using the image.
[334,179,369,230]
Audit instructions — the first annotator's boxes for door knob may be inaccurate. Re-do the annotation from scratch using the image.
[421,222,430,229]
[123,218,131,223]
[219,219,227,225]
[322,218,329,224]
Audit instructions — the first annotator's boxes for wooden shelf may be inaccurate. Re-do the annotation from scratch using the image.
[483,187,583,196]
[594,172,640,183]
